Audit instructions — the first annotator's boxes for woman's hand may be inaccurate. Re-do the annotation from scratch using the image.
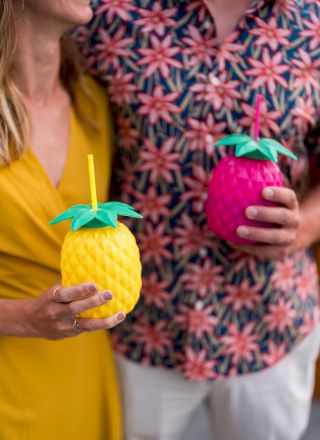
[25,282,126,340]
[229,187,310,259]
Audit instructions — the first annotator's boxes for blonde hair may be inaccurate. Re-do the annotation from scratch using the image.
[0,1,82,165]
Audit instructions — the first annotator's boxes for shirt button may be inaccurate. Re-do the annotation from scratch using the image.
[203,21,211,30]
[199,247,208,257]
[205,134,214,144]
[195,300,204,310]
[209,73,220,85]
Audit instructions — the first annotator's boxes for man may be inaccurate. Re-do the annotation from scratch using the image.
[75,1,320,439]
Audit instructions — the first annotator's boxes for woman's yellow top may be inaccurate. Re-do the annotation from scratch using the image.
[0,77,122,440]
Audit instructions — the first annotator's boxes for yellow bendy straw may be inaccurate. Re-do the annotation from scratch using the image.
[88,154,98,211]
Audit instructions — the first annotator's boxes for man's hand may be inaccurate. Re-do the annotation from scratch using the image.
[228,187,310,259]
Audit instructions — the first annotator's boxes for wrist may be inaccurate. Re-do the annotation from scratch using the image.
[11,298,39,338]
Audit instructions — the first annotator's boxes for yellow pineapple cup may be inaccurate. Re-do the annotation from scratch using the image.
[49,155,143,318]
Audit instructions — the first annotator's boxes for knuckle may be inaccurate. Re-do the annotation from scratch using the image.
[47,305,59,321]
[273,232,284,245]
[282,211,292,226]
[68,302,78,315]
[83,321,94,332]
[92,295,103,307]
[288,191,297,206]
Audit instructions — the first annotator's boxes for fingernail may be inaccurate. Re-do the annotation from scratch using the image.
[87,283,97,292]
[247,207,258,218]
[117,312,126,322]
[238,226,249,237]
[102,291,112,300]
[264,188,274,199]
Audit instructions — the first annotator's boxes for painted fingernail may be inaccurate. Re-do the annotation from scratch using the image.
[247,207,258,218]
[117,312,126,322]
[238,226,249,237]
[102,291,112,301]
[264,188,274,199]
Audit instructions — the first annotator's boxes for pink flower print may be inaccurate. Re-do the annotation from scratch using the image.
[137,85,181,124]
[301,12,320,50]
[181,164,210,214]
[296,273,316,301]
[228,251,258,276]
[299,309,319,336]
[190,73,241,111]
[74,25,91,47]
[184,348,217,380]
[186,1,207,23]
[296,260,318,300]
[182,24,217,69]
[291,48,320,95]
[221,322,259,364]
[222,279,263,312]
[135,1,177,36]
[174,303,219,340]
[174,213,214,257]
[246,48,289,94]
[263,299,296,333]
[271,258,296,291]
[111,332,130,356]
[117,115,139,150]
[133,319,171,356]
[261,341,287,365]
[96,0,136,23]
[180,259,224,297]
[137,35,183,79]
[133,187,171,223]
[273,0,299,20]
[184,113,227,155]
[107,70,137,105]
[291,96,316,130]
[250,17,290,51]
[216,32,245,70]
[238,101,282,137]
[137,223,172,266]
[119,158,136,203]
[139,137,181,184]
[142,272,171,308]
[95,26,134,69]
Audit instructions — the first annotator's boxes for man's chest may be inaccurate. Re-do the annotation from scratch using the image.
[81,0,320,195]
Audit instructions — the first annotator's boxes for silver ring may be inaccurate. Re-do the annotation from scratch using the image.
[72,318,81,333]
[52,286,61,302]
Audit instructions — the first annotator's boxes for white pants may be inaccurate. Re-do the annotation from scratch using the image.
[116,326,320,440]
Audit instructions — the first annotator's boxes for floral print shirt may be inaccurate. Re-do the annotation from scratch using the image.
[75,0,320,380]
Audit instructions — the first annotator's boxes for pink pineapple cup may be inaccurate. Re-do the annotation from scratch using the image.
[205,94,297,245]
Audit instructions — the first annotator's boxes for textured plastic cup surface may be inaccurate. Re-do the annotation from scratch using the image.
[205,156,283,244]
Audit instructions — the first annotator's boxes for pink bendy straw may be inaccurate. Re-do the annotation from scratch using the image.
[253,94,262,142]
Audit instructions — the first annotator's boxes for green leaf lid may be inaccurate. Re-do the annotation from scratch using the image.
[214,95,297,163]
[49,155,143,231]
[49,201,143,231]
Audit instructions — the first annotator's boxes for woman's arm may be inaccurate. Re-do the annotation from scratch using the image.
[0,283,125,339]
[229,185,320,259]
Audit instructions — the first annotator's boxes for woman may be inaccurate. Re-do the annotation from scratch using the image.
[0,1,123,439]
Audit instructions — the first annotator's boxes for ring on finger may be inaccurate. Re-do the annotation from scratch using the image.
[72,318,81,333]
[52,286,61,302]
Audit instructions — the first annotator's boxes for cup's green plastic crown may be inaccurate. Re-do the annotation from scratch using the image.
[49,201,143,231]
[214,134,297,162]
